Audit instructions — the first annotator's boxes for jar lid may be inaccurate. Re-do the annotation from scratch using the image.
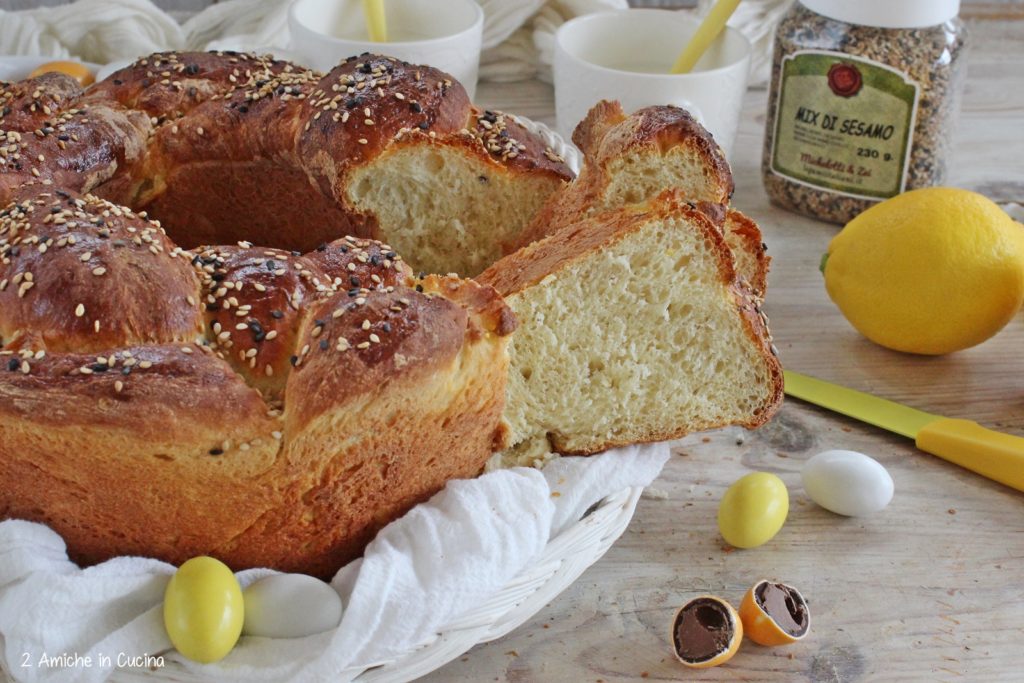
[800,0,960,28]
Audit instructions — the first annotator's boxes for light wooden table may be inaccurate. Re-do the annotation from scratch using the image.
[424,13,1024,683]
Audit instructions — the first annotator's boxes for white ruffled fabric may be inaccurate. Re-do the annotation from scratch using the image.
[0,444,669,683]
[0,0,789,86]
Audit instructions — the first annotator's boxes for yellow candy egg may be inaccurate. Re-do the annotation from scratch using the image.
[717,472,789,548]
[163,556,244,664]
[27,60,95,86]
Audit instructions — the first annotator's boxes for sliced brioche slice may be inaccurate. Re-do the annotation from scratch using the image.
[477,191,783,458]
[514,101,769,299]
[515,100,734,249]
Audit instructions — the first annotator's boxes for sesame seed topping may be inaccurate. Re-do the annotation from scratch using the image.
[75,303,85,317]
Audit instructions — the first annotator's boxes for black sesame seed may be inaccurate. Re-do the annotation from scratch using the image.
[265,259,277,270]
[185,64,200,75]
[410,102,422,113]
[319,339,329,350]
[415,284,423,292]
[271,310,284,319]
[89,363,108,373]
[382,322,392,332]
[209,448,223,456]
[417,121,429,130]
[289,355,298,366]
[211,272,225,282]
[7,359,19,371]
[316,243,328,252]
[347,288,359,297]
[349,275,360,287]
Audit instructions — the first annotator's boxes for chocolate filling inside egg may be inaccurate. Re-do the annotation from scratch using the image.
[755,582,809,637]
[672,598,734,663]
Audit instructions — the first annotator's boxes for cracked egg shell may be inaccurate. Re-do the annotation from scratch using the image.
[670,595,743,668]
[739,579,810,646]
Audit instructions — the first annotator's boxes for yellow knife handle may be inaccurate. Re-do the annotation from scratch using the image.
[916,418,1024,493]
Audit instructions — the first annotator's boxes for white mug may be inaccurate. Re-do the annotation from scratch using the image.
[288,0,484,99]
[554,10,751,158]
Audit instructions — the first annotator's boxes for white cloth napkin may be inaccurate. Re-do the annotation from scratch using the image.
[0,444,669,683]
[0,0,788,87]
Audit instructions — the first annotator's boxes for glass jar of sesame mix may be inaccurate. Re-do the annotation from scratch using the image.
[763,0,967,224]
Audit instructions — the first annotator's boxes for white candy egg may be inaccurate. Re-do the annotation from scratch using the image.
[801,450,894,516]
[242,574,343,638]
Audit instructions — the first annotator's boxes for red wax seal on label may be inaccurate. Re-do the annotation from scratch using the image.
[827,62,862,98]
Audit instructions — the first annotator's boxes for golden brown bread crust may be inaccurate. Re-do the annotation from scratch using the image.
[723,208,770,299]
[0,189,204,354]
[190,237,413,399]
[515,101,733,249]
[0,73,151,206]
[478,190,783,451]
[0,182,516,577]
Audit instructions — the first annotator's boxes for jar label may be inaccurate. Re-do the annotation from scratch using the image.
[770,51,919,200]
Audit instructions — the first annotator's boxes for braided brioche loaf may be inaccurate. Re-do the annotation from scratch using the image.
[0,51,784,575]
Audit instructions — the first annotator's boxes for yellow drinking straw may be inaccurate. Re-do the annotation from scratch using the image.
[362,0,388,42]
[670,0,740,74]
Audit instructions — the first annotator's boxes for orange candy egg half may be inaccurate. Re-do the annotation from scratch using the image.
[28,61,95,86]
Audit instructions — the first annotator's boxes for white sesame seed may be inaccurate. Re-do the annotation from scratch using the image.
[75,303,85,317]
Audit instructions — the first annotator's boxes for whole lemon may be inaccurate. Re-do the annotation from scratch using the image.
[823,187,1024,355]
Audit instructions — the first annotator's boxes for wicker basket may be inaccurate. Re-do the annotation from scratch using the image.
[118,485,641,683]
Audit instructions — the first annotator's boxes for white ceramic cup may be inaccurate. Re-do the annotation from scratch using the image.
[288,0,484,98]
[554,10,751,158]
